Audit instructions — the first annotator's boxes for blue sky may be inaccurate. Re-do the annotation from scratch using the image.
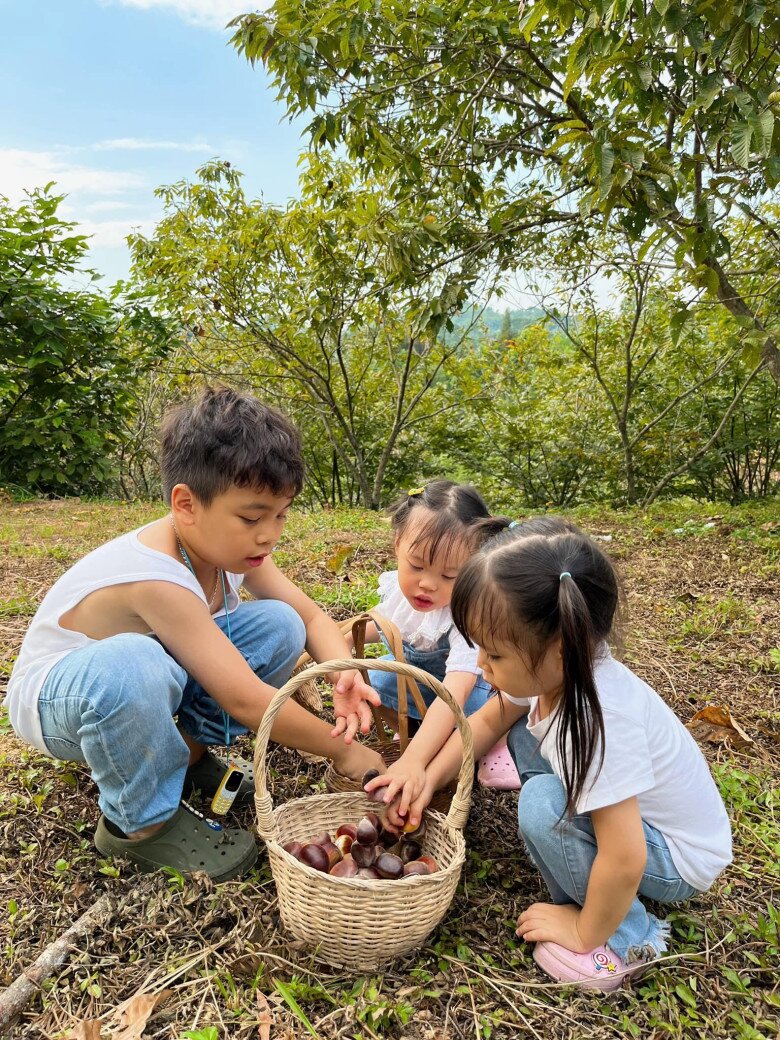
[0,0,304,284]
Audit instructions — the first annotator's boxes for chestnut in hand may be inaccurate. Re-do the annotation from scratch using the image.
[300,843,330,872]
[330,855,358,878]
[351,842,377,868]
[362,768,381,786]
[375,852,404,880]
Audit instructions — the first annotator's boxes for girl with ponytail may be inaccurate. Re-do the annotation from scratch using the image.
[366,517,732,991]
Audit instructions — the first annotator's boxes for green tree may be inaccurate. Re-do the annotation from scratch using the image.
[498,309,513,342]
[0,188,170,496]
[129,159,480,508]
[231,0,780,381]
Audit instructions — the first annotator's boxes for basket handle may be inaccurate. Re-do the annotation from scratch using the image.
[253,658,474,843]
[351,610,429,750]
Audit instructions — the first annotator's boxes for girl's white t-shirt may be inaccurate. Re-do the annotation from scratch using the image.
[5,524,243,757]
[503,651,732,892]
[376,570,480,675]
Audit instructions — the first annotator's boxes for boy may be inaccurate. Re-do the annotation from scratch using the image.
[5,387,383,881]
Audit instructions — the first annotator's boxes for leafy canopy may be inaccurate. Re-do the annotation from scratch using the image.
[231,0,780,376]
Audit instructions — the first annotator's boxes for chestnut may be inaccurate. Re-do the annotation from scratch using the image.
[300,843,330,872]
[356,816,379,846]
[379,827,400,849]
[334,834,353,856]
[282,840,304,860]
[362,768,381,786]
[320,839,343,869]
[402,860,431,877]
[375,852,404,880]
[330,855,358,878]
[356,866,381,879]
[310,830,331,846]
[417,854,439,873]
[351,842,377,868]
[335,823,357,841]
[399,840,422,863]
[365,811,382,832]
[403,818,426,837]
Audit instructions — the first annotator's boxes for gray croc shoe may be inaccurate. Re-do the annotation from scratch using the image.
[183,751,255,808]
[95,802,258,882]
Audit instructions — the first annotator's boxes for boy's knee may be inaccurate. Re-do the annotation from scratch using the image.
[243,599,306,659]
[517,773,566,844]
[88,634,185,714]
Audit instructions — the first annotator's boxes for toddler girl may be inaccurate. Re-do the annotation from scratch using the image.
[368,517,732,990]
[353,481,520,807]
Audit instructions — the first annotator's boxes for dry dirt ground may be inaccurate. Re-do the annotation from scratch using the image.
[0,498,778,1040]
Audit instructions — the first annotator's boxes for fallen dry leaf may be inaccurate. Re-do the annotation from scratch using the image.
[257,990,274,1040]
[686,705,753,749]
[63,1021,105,1040]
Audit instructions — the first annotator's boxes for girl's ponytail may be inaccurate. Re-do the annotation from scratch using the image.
[556,572,605,818]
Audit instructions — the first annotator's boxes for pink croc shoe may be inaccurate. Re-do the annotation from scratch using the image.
[477,736,521,790]
[533,941,648,992]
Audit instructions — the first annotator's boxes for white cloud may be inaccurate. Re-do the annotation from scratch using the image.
[82,199,137,213]
[94,137,216,152]
[78,217,158,248]
[106,0,270,30]
[0,148,145,202]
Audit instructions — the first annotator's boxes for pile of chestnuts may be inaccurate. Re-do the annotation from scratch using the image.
[282,811,439,881]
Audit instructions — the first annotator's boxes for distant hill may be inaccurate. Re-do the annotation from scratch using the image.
[448,305,546,341]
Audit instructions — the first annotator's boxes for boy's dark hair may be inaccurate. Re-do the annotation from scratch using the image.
[452,517,620,818]
[388,480,507,562]
[160,386,305,505]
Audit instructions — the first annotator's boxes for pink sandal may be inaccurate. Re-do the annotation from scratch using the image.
[533,941,649,991]
[477,736,521,790]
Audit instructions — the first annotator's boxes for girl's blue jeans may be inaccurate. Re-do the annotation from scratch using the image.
[507,714,699,962]
[37,600,305,834]
[369,633,491,721]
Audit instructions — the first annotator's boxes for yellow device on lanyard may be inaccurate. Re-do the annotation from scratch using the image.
[211,761,245,816]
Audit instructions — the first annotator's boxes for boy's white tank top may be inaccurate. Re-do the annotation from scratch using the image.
[5,523,243,756]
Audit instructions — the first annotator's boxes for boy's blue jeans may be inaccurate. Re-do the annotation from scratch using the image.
[37,600,305,834]
[507,714,699,962]
[370,634,492,721]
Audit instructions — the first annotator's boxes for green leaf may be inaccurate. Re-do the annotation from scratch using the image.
[730,121,753,168]
[274,980,319,1037]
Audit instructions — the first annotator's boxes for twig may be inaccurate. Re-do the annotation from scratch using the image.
[0,893,113,1031]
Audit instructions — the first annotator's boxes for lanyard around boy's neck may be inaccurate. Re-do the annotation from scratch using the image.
[175,535,233,751]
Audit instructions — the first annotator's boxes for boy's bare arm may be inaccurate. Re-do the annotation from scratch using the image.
[129,581,380,774]
[243,559,380,739]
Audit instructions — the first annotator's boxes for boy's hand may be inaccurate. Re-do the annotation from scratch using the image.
[331,669,381,744]
[333,742,385,782]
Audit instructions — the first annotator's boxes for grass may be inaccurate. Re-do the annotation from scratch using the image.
[0,495,778,1039]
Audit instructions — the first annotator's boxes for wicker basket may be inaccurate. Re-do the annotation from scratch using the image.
[253,657,474,970]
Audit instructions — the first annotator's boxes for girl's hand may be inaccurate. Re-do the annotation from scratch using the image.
[331,669,381,744]
[366,770,436,832]
[515,903,588,953]
[364,757,427,822]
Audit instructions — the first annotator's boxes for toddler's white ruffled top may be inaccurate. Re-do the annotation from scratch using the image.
[375,571,480,674]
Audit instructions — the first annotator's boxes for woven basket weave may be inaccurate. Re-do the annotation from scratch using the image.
[253,657,474,970]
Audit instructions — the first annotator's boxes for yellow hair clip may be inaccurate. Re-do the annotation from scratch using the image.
[407,486,425,498]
